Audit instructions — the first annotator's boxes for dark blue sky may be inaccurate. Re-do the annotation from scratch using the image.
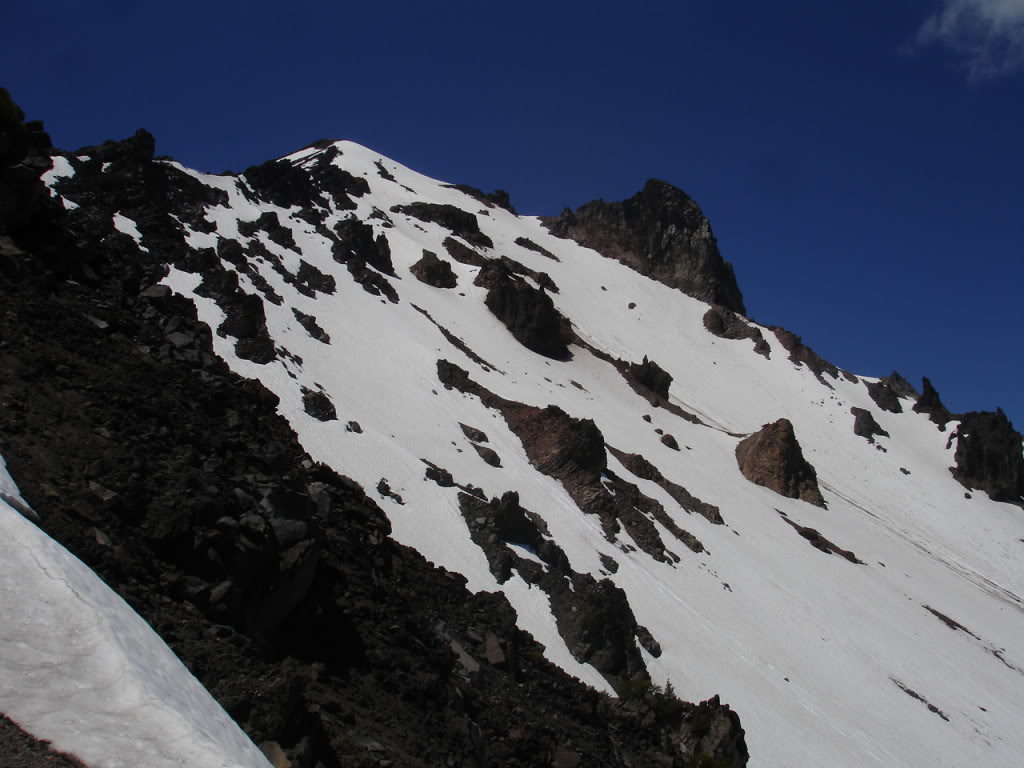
[5,0,1021,428]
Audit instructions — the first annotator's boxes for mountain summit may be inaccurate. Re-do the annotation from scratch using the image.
[2,93,1023,768]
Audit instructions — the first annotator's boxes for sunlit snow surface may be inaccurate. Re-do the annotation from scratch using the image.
[0,459,270,768]
[63,143,1024,767]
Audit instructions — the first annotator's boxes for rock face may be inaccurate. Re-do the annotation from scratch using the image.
[735,419,826,507]
[951,409,1024,506]
[543,179,746,314]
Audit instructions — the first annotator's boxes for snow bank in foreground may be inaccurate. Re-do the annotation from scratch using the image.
[0,457,270,768]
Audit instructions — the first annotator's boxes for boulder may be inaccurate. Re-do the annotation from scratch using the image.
[735,419,825,507]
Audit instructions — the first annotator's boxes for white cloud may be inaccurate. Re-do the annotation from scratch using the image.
[917,0,1024,80]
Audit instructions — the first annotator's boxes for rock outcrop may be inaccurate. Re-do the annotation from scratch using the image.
[675,695,750,768]
[543,179,746,313]
[851,407,889,444]
[629,356,673,400]
[438,362,705,561]
[735,419,826,507]
[703,305,771,358]
[410,249,457,288]
[950,409,1024,506]
[769,327,854,385]
[391,201,493,249]
[866,380,903,413]
[913,377,952,428]
[778,512,863,563]
[479,262,571,359]
[608,446,724,525]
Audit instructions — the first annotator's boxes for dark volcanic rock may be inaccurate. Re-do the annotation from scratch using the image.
[290,308,330,344]
[444,183,517,214]
[950,409,1024,506]
[677,695,749,768]
[543,179,746,313]
[459,423,489,443]
[913,377,952,428]
[504,404,607,476]
[412,305,503,373]
[568,336,705,425]
[608,446,725,525]
[481,263,571,359]
[770,327,849,385]
[866,379,904,414]
[332,217,394,274]
[778,512,863,563]
[391,202,493,249]
[458,491,552,583]
[629,356,673,400]
[442,235,486,266]
[703,306,770,358]
[851,407,889,444]
[438,363,702,560]
[514,235,558,261]
[203,277,276,365]
[472,443,502,467]
[735,419,826,507]
[301,388,337,422]
[237,211,296,250]
[497,255,559,293]
[330,218,398,300]
[244,144,369,211]
[457,491,657,688]
[883,371,919,400]
[409,249,457,288]
[548,575,650,687]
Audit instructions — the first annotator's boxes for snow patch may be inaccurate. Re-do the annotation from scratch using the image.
[0,457,271,768]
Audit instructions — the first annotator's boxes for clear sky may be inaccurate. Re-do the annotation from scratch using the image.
[4,0,1021,428]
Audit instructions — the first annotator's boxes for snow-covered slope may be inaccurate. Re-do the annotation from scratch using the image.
[0,457,271,768]
[44,140,1024,768]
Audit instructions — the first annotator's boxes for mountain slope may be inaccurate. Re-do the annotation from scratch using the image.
[4,95,1024,767]
[1,96,746,768]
